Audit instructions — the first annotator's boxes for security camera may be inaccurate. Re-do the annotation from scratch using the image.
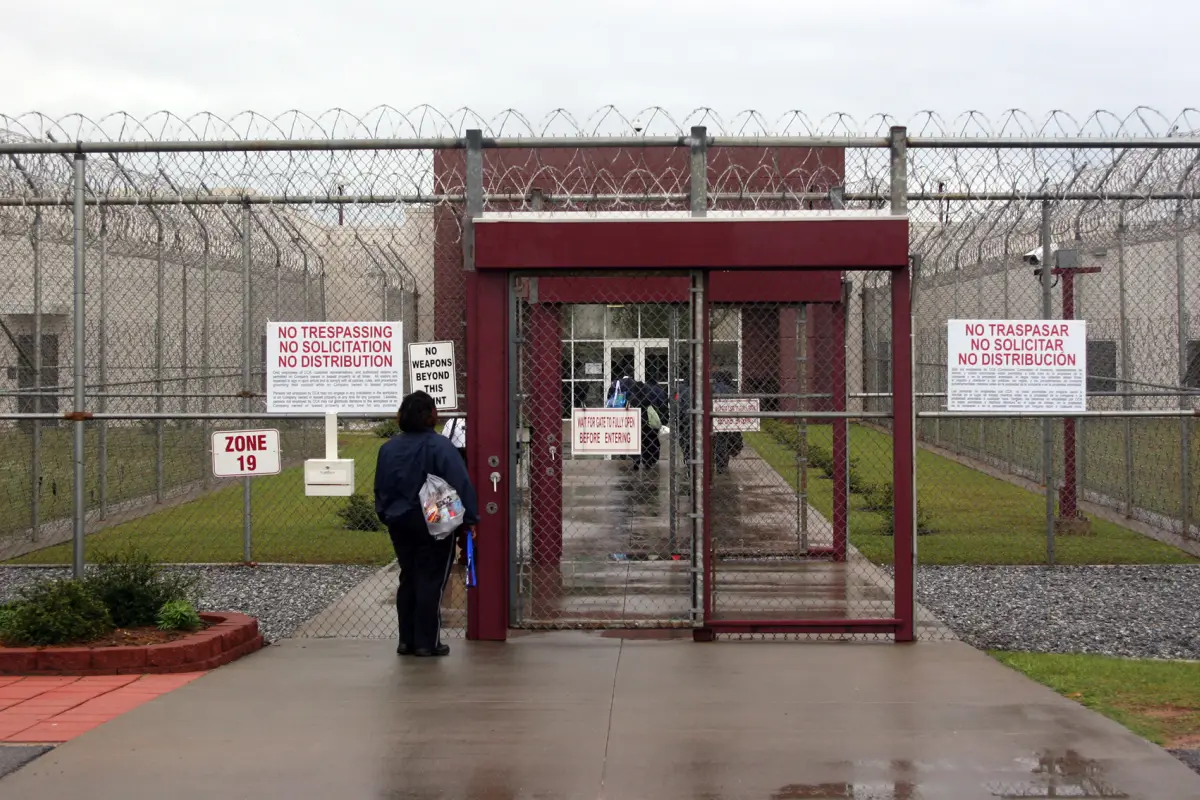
[1022,243,1058,267]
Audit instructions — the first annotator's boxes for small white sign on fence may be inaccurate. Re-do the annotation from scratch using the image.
[713,398,761,432]
[212,429,281,477]
[947,319,1087,413]
[408,341,458,411]
[571,408,641,456]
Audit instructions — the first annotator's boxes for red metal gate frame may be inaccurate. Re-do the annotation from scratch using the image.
[466,214,915,642]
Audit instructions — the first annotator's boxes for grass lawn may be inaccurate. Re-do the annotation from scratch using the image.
[992,651,1200,748]
[7,434,394,566]
[0,422,330,538]
[920,416,1200,524]
[747,423,1195,566]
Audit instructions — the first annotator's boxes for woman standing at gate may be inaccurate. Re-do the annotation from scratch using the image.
[375,391,479,657]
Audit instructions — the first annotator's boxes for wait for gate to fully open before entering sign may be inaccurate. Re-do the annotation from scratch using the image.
[212,429,281,477]
[571,408,641,456]
[408,341,458,411]
[713,398,761,432]
[947,319,1087,413]
[266,322,403,413]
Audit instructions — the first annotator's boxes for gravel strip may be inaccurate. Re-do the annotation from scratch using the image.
[1168,749,1200,776]
[0,565,377,644]
[914,565,1200,659]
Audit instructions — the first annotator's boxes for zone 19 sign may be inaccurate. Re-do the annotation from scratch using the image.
[211,429,281,478]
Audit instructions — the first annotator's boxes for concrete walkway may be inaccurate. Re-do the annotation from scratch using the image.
[2,634,1197,799]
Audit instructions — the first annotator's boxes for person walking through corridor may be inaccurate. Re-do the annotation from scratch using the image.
[375,391,479,657]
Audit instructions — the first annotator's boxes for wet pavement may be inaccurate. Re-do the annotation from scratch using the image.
[1,633,1196,798]
[517,438,949,635]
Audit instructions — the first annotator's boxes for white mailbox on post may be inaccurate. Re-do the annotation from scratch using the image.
[304,412,356,497]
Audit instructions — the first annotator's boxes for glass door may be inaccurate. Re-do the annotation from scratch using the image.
[604,340,671,386]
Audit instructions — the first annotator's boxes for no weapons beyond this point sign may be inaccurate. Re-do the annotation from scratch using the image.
[408,341,458,410]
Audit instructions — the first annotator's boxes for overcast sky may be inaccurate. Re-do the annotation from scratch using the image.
[2,0,1195,133]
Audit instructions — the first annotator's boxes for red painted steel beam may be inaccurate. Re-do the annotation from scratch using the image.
[475,217,910,271]
[891,266,915,643]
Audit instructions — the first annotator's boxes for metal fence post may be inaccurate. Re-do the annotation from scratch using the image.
[181,236,189,417]
[891,124,916,638]
[1116,214,1133,517]
[1176,204,1191,538]
[463,130,483,273]
[1003,233,1015,475]
[71,154,87,579]
[98,208,108,518]
[155,222,165,503]
[30,208,42,542]
[241,202,253,563]
[1041,199,1056,565]
[200,233,211,489]
[689,125,707,630]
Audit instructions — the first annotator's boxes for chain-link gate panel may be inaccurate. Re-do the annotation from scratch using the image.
[706,301,897,630]
[510,274,698,628]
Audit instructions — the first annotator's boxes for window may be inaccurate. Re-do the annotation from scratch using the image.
[14,334,59,414]
[1087,340,1117,394]
[571,305,605,339]
[1187,341,1200,389]
[639,306,672,339]
[605,306,637,338]
[876,339,892,393]
[711,341,740,390]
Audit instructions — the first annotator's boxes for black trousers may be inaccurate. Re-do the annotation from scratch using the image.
[388,509,457,652]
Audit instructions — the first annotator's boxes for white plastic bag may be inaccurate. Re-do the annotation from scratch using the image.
[420,474,465,539]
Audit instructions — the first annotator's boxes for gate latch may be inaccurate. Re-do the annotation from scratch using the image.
[489,471,501,492]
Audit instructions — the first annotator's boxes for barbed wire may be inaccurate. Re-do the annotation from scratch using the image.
[4,106,1200,142]
[3,106,1200,290]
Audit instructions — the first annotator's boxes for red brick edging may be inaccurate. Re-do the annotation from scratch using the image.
[0,613,263,676]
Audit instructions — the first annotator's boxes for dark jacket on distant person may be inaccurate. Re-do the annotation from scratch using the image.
[374,430,480,528]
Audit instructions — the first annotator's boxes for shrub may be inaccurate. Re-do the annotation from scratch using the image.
[863,482,894,512]
[338,492,382,531]
[846,457,869,494]
[374,419,399,439]
[879,498,936,536]
[157,599,203,632]
[763,420,835,476]
[0,603,18,636]
[0,580,114,646]
[84,547,198,629]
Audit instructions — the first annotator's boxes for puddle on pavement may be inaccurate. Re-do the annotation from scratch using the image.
[775,751,1129,800]
[985,750,1128,798]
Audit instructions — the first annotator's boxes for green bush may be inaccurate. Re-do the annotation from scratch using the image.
[374,419,400,439]
[879,497,936,536]
[157,599,203,632]
[0,579,114,646]
[338,492,382,532]
[762,420,834,475]
[0,603,18,636]
[846,457,868,494]
[84,547,198,628]
[863,481,894,512]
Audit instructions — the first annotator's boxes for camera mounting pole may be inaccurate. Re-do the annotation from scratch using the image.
[1035,248,1101,524]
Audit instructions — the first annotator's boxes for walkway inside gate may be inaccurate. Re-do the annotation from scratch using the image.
[511,434,899,630]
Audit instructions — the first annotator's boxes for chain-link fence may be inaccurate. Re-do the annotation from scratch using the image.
[1,107,1198,641]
